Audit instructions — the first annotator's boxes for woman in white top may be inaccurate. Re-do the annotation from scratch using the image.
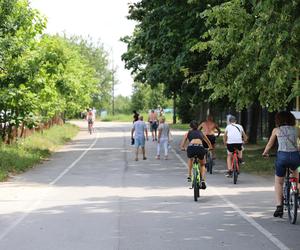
[156,116,170,160]
[223,116,248,176]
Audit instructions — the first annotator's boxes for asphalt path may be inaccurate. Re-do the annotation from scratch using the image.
[0,121,299,250]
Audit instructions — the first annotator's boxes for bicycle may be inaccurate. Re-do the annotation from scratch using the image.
[191,156,202,202]
[88,119,93,134]
[205,149,213,174]
[230,148,240,184]
[283,167,298,224]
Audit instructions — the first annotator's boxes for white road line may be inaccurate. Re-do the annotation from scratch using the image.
[0,131,99,241]
[172,148,289,250]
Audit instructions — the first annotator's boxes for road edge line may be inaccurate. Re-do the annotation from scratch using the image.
[0,131,99,241]
[172,148,289,250]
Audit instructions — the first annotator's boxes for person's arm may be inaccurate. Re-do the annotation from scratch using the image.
[180,132,188,150]
[203,134,213,149]
[198,122,203,131]
[215,124,221,137]
[157,126,162,143]
[223,131,228,146]
[131,125,135,139]
[262,128,277,156]
[144,125,148,140]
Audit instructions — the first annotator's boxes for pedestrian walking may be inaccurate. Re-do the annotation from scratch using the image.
[156,116,170,160]
[131,115,148,161]
[148,109,158,141]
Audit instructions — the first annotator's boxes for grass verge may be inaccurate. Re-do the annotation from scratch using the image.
[100,113,173,123]
[214,137,275,175]
[0,123,79,181]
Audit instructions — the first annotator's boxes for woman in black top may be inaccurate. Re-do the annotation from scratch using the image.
[181,120,212,189]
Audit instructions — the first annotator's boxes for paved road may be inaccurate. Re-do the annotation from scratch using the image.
[0,121,299,250]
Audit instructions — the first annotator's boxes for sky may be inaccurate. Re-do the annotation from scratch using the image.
[30,0,137,96]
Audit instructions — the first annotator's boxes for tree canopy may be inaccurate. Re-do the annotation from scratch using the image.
[0,0,113,141]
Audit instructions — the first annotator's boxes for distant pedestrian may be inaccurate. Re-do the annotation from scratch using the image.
[131,115,148,161]
[156,116,170,160]
[148,109,158,141]
[133,110,139,123]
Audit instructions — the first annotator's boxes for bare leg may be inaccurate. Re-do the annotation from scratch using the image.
[275,176,284,206]
[200,159,206,180]
[212,144,216,159]
[142,147,146,159]
[188,159,192,177]
[135,147,139,161]
[227,153,232,171]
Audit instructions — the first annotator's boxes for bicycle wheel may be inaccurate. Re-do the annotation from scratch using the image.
[193,168,199,202]
[287,187,298,224]
[208,153,213,174]
[233,159,238,184]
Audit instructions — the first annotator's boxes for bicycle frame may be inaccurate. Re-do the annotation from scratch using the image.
[231,149,240,184]
[192,156,201,201]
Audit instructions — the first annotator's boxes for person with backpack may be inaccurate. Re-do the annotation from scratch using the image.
[223,116,248,177]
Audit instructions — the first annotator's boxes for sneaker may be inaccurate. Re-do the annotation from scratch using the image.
[187,176,192,182]
[200,181,207,190]
[164,155,168,160]
[273,205,283,218]
[238,157,245,165]
[143,157,147,160]
[225,171,232,177]
[156,155,160,160]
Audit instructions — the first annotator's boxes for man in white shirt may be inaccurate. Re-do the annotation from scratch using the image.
[131,115,149,161]
[223,116,248,176]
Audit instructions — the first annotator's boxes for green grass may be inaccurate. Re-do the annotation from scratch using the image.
[214,137,275,175]
[0,123,79,181]
[170,123,189,130]
[100,112,173,123]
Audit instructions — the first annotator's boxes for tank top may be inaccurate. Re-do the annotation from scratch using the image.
[277,126,298,152]
[187,130,204,142]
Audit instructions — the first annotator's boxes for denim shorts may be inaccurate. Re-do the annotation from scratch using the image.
[275,151,300,177]
[134,137,145,148]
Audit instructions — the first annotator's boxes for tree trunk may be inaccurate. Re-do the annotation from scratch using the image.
[172,92,177,124]
[247,101,260,144]
[267,111,276,137]
[239,108,248,133]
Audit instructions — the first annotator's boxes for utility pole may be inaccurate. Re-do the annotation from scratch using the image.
[112,66,115,116]
[111,50,115,116]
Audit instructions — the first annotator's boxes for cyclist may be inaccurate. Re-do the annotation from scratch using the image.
[262,111,300,217]
[86,108,95,133]
[199,114,221,159]
[180,120,212,189]
[223,115,247,177]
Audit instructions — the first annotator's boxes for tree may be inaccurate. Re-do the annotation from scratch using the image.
[0,0,46,141]
[122,0,219,123]
[191,0,300,142]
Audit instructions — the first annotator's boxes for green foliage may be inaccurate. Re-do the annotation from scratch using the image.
[131,82,171,113]
[114,95,132,114]
[0,123,78,181]
[193,0,300,111]
[0,1,113,141]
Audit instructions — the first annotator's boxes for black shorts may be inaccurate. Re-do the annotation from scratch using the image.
[187,145,206,160]
[88,119,93,124]
[227,143,242,153]
[203,135,216,148]
[150,121,158,132]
